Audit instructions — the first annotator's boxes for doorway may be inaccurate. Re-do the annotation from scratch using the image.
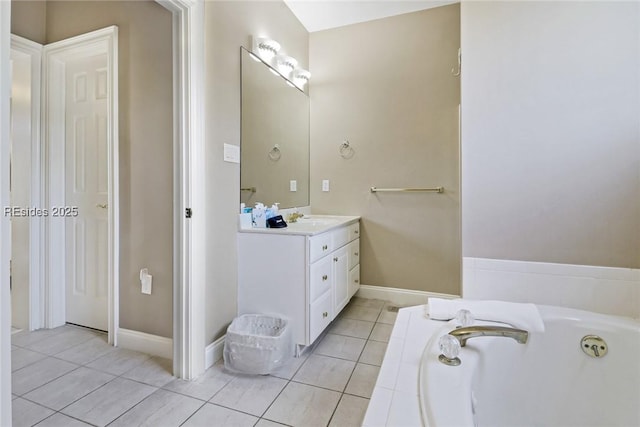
[44,27,118,340]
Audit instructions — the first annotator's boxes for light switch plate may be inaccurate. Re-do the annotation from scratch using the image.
[290,180,297,192]
[322,180,330,192]
[223,143,240,163]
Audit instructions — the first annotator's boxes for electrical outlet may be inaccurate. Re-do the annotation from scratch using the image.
[290,180,297,192]
[140,268,152,295]
[322,180,330,192]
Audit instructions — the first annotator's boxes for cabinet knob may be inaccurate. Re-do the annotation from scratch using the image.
[322,275,328,281]
[333,257,338,262]
[355,279,359,283]
[322,312,328,318]
[354,230,359,234]
[322,245,328,250]
[354,252,359,256]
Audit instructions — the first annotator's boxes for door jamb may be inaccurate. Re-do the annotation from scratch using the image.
[10,34,44,332]
[156,0,206,380]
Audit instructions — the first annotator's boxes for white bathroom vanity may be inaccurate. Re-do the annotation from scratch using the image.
[238,215,360,354]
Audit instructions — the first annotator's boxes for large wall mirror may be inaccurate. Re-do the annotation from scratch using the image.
[240,47,310,209]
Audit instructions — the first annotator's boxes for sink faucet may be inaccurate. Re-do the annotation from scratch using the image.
[448,325,528,347]
[287,212,304,223]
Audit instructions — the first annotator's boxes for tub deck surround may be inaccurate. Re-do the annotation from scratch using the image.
[365,304,640,427]
[362,305,435,426]
[463,257,640,319]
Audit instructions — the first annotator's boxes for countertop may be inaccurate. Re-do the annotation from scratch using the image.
[238,215,360,236]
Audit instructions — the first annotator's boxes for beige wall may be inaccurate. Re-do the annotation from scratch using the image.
[461,2,640,268]
[205,1,309,343]
[309,4,461,295]
[11,0,46,44]
[46,1,174,337]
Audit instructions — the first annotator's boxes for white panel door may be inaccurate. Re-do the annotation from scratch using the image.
[65,53,108,331]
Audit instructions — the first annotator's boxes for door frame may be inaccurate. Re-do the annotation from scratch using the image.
[157,0,206,380]
[42,26,119,344]
[1,2,13,425]
[10,34,44,332]
[41,0,206,379]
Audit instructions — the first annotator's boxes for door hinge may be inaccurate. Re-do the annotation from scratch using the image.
[185,208,192,219]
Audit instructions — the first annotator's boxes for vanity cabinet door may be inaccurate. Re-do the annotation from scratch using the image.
[333,245,350,314]
[310,289,333,344]
[349,264,360,298]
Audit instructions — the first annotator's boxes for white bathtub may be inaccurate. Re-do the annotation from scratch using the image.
[419,305,640,427]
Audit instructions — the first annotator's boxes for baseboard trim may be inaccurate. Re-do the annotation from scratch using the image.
[117,328,173,360]
[205,335,226,369]
[355,285,458,307]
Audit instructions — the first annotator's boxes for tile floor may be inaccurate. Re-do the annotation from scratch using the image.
[11,297,398,427]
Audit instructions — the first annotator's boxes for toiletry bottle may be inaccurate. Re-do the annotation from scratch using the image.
[252,202,267,228]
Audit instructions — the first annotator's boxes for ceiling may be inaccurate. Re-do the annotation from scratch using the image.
[283,0,458,33]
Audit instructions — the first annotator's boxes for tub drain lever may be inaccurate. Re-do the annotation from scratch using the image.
[581,335,607,358]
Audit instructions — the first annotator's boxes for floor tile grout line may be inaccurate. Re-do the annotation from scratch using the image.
[325,391,347,427]
[13,363,85,398]
[258,363,298,422]
[103,387,183,427]
[176,401,208,427]
[49,371,122,415]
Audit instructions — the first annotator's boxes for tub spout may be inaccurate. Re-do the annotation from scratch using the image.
[448,325,528,347]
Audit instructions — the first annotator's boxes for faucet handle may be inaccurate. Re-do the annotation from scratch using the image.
[455,309,475,328]
[438,334,461,366]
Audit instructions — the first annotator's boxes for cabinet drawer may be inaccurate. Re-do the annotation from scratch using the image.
[347,239,359,270]
[349,264,360,299]
[348,222,360,242]
[332,225,350,249]
[310,256,332,303]
[309,232,333,263]
[310,290,333,344]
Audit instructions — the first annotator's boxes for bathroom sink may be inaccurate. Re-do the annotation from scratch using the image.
[295,215,341,226]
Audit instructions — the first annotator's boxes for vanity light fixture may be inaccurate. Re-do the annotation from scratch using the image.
[275,54,298,78]
[250,35,311,91]
[252,37,281,62]
[293,69,311,90]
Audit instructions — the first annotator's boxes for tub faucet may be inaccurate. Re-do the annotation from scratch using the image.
[448,325,529,347]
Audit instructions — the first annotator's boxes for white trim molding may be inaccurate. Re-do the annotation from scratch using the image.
[42,26,119,343]
[355,285,459,307]
[205,335,226,369]
[1,2,13,424]
[463,257,640,318]
[117,328,173,360]
[157,0,206,380]
[10,34,44,332]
